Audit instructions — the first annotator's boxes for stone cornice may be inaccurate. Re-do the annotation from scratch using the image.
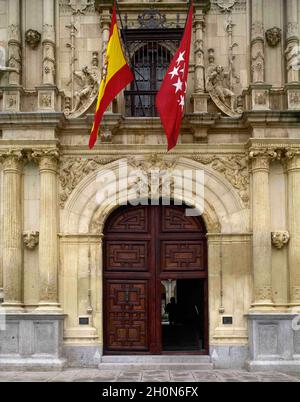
[0,112,66,130]
[243,111,300,127]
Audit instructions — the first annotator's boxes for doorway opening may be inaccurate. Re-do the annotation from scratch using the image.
[161,279,206,352]
[103,204,208,355]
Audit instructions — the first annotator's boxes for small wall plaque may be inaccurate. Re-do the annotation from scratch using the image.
[79,317,89,326]
[223,316,233,325]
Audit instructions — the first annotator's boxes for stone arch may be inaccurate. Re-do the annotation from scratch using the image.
[62,157,249,235]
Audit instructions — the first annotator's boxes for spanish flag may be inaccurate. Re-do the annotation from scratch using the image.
[89,2,134,149]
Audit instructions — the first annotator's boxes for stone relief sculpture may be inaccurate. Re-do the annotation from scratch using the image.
[69,65,99,116]
[23,232,39,250]
[66,0,95,15]
[265,27,282,48]
[212,0,238,12]
[271,231,290,250]
[25,29,42,49]
[206,49,241,117]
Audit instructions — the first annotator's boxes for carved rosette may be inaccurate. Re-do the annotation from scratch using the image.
[23,231,39,250]
[271,231,290,250]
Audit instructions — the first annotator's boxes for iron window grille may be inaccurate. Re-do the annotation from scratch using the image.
[122,28,184,117]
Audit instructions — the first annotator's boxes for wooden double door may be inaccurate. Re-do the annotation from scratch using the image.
[103,204,208,354]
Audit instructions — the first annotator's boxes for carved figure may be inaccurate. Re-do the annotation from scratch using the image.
[206,65,236,111]
[70,65,99,114]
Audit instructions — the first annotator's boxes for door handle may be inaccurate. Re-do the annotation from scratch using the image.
[125,290,129,303]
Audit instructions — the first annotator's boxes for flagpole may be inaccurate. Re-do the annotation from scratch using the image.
[115,0,146,117]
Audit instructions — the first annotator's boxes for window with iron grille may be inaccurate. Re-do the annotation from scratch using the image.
[122,27,184,117]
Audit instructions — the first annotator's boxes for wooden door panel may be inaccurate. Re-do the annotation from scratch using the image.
[105,241,149,272]
[160,241,206,271]
[161,206,206,233]
[105,280,148,351]
[106,206,148,233]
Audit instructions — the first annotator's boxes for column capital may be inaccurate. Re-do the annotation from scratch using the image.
[248,148,278,171]
[285,148,300,170]
[0,149,25,172]
[31,148,60,172]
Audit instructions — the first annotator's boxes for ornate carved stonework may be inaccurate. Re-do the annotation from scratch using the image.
[193,154,250,205]
[66,0,95,15]
[271,231,290,250]
[23,232,39,250]
[8,24,21,85]
[265,27,282,48]
[212,0,238,12]
[138,9,167,29]
[59,156,121,207]
[127,154,178,201]
[25,29,41,49]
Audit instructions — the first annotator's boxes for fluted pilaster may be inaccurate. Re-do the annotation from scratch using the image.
[249,149,275,309]
[0,150,24,311]
[33,149,60,311]
[286,149,300,310]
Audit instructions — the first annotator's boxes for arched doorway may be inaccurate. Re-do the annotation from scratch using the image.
[103,204,208,355]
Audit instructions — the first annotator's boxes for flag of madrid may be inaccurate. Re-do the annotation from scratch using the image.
[156,2,193,151]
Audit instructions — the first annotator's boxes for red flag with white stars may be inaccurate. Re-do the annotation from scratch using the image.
[156,2,193,151]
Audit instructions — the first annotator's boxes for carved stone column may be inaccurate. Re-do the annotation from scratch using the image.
[286,150,300,310]
[3,0,22,112]
[0,151,24,311]
[8,0,21,86]
[285,0,300,109]
[249,150,274,309]
[37,0,57,111]
[192,8,209,113]
[33,149,60,311]
[250,0,270,110]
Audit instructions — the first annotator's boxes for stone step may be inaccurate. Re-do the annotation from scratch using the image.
[100,355,213,370]
[99,362,214,371]
[101,355,211,364]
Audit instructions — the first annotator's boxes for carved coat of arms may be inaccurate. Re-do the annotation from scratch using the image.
[67,0,94,14]
[213,0,238,12]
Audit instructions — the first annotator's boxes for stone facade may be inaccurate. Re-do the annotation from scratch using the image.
[0,0,299,371]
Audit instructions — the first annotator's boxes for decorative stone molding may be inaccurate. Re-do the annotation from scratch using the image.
[59,156,121,207]
[192,154,250,206]
[23,232,39,250]
[271,231,290,250]
[25,29,41,49]
[42,24,56,85]
[265,27,282,47]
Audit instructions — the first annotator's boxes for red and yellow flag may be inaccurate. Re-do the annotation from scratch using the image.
[89,2,134,149]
